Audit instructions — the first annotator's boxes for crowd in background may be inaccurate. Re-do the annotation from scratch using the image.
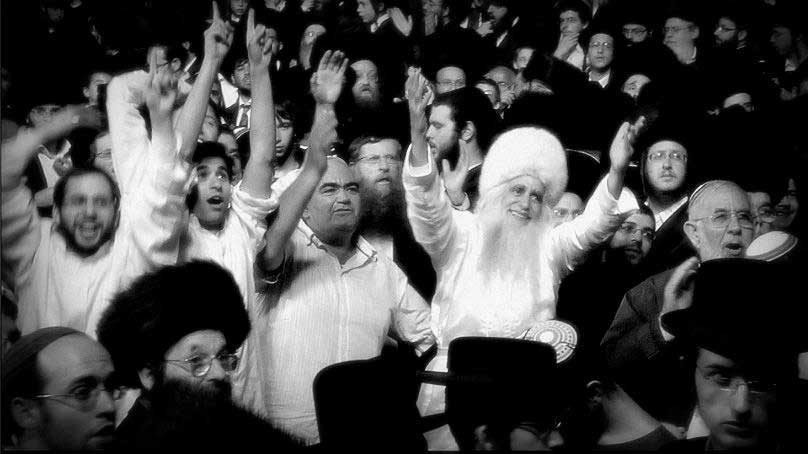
[1,0,807,451]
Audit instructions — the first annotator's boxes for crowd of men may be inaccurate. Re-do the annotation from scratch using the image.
[1,0,806,451]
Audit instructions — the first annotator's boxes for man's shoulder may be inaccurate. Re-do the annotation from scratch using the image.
[625,269,674,301]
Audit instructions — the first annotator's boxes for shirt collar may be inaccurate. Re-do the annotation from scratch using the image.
[297,220,378,262]
[370,13,390,33]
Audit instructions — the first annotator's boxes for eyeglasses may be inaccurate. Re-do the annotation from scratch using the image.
[690,210,754,230]
[165,352,240,378]
[754,207,776,222]
[355,154,403,166]
[617,223,655,240]
[623,26,647,36]
[552,208,582,219]
[716,25,737,33]
[589,41,614,50]
[663,25,692,34]
[647,150,687,162]
[697,366,776,396]
[33,381,126,411]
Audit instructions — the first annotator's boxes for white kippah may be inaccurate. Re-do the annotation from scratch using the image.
[745,230,799,262]
[478,127,568,206]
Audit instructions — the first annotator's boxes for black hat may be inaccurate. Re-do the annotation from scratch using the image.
[96,260,250,388]
[661,258,800,375]
[441,337,564,442]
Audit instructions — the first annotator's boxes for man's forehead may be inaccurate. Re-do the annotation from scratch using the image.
[429,104,453,122]
[38,335,113,387]
[438,66,464,78]
[691,185,750,215]
[351,60,377,73]
[65,173,115,196]
[360,139,399,156]
[666,17,693,27]
[649,140,686,153]
[590,33,614,43]
[626,211,654,227]
[322,159,359,184]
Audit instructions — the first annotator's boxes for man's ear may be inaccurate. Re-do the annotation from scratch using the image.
[11,397,41,432]
[138,367,155,391]
[302,207,310,221]
[460,121,476,143]
[692,26,700,40]
[738,29,747,42]
[683,220,700,250]
[52,206,62,226]
[83,87,91,100]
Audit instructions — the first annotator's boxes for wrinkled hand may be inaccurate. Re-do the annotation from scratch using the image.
[300,0,314,12]
[405,69,431,133]
[442,146,470,204]
[554,32,579,59]
[310,50,348,105]
[475,20,493,37]
[144,61,178,119]
[204,1,234,63]
[609,116,645,173]
[389,7,413,37]
[661,257,700,316]
[246,9,274,69]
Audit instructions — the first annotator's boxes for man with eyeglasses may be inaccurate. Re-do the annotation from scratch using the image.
[551,192,584,227]
[2,327,119,450]
[96,260,300,450]
[603,180,755,434]
[660,258,799,451]
[347,135,437,300]
[586,27,617,90]
[663,11,700,66]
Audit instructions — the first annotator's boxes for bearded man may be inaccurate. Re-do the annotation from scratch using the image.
[403,71,642,450]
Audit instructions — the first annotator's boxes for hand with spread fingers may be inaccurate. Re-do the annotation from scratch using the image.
[310,50,348,105]
[662,257,700,316]
[609,116,646,174]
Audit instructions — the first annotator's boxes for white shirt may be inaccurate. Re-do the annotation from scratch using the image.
[647,196,688,231]
[566,43,586,71]
[2,123,190,336]
[236,221,435,444]
[588,69,612,89]
[403,148,633,449]
[36,140,71,188]
[234,97,252,128]
[370,12,390,33]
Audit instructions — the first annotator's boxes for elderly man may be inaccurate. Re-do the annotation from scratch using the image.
[661,259,800,451]
[404,70,641,449]
[347,135,436,300]
[1,69,188,336]
[95,261,299,451]
[602,180,755,431]
[241,52,434,445]
[2,327,119,450]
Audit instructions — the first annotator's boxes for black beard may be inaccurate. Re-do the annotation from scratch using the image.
[56,222,113,257]
[358,179,407,235]
[148,376,235,422]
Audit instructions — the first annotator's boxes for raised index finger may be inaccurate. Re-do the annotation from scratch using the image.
[212,1,221,22]
[247,8,255,31]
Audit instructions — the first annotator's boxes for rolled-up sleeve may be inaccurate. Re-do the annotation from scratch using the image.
[231,182,279,254]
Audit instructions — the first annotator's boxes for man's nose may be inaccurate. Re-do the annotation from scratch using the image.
[731,384,752,415]
[726,213,743,233]
[95,388,116,418]
[206,358,228,382]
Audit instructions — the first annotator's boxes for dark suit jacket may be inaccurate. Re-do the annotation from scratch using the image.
[643,203,693,276]
[601,268,695,426]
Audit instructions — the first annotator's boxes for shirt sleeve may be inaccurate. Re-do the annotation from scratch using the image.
[1,185,42,288]
[601,282,668,369]
[231,181,279,254]
[106,70,150,195]
[549,176,635,277]
[402,144,464,271]
[391,266,436,356]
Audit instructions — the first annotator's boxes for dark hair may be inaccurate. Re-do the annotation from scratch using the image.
[634,203,656,227]
[432,86,501,152]
[557,0,592,24]
[53,167,121,211]
[186,142,235,210]
[148,41,188,67]
[345,136,402,162]
[475,78,500,99]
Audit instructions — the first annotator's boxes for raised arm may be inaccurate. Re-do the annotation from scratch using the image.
[2,106,101,281]
[405,68,432,168]
[259,50,346,272]
[240,8,276,199]
[175,1,233,160]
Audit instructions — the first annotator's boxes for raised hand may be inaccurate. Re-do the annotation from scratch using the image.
[442,146,470,205]
[145,61,178,120]
[204,1,234,64]
[310,50,348,105]
[554,32,579,60]
[608,116,645,173]
[388,7,413,37]
[475,20,493,37]
[246,9,274,69]
[405,69,430,134]
[661,257,700,316]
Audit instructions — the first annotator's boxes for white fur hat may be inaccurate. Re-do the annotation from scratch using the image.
[478,127,568,206]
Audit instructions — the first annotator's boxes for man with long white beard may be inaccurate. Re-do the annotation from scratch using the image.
[403,70,642,450]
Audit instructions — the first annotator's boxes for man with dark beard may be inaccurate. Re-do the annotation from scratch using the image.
[404,70,642,450]
[347,135,436,300]
[96,260,301,451]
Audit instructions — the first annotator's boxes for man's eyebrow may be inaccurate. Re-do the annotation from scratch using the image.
[67,375,100,389]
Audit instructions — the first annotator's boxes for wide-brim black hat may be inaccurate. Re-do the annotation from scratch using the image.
[661,258,800,374]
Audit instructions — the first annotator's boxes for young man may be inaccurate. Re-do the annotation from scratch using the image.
[96,260,300,451]
[554,0,591,71]
[2,327,120,450]
[243,51,435,444]
[1,68,188,336]
[405,69,642,450]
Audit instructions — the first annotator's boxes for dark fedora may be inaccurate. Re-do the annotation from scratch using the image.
[661,258,799,374]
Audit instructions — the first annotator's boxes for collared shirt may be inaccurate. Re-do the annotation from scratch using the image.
[3,111,190,336]
[687,46,698,65]
[566,43,586,71]
[36,140,71,188]
[370,12,390,33]
[235,97,252,129]
[236,221,434,444]
[588,69,612,89]
[495,17,520,48]
[646,196,688,232]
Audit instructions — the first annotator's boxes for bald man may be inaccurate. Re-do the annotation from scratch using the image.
[602,180,755,429]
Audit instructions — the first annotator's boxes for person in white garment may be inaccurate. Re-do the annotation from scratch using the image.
[240,50,435,445]
[1,67,189,337]
[403,69,643,450]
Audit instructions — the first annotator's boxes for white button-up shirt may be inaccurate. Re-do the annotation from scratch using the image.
[237,221,435,444]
